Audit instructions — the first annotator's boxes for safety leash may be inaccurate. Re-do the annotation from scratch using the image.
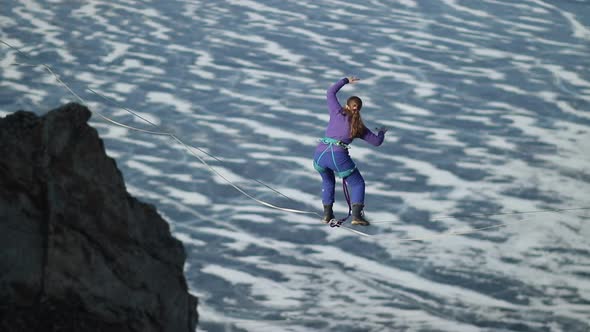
[329,179,352,228]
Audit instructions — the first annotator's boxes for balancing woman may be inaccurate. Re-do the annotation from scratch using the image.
[313,76,388,226]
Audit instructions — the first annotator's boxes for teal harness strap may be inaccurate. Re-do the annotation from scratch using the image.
[320,137,348,147]
[313,137,357,178]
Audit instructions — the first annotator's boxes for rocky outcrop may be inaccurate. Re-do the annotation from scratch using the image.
[0,103,198,332]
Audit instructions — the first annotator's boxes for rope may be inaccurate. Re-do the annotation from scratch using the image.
[1,40,319,217]
[2,39,587,241]
[342,179,352,221]
[328,178,352,228]
[88,88,297,203]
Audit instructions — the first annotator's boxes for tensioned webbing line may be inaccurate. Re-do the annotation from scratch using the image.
[3,39,588,241]
[1,42,313,210]
[87,88,301,204]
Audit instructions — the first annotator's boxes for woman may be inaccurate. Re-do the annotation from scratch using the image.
[313,76,387,226]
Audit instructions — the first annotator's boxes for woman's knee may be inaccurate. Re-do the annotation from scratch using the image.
[345,171,365,187]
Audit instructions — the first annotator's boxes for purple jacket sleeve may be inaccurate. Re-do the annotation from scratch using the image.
[326,78,349,115]
[360,126,385,146]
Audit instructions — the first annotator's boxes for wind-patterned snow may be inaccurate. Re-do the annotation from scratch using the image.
[2,0,590,331]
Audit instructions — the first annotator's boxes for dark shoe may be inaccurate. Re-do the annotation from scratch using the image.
[351,204,370,226]
[323,204,335,223]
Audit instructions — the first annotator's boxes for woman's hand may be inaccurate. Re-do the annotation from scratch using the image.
[347,76,360,84]
[376,126,389,134]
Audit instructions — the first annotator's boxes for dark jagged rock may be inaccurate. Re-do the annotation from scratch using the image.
[0,103,198,332]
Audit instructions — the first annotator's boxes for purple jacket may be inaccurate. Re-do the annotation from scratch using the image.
[316,78,385,153]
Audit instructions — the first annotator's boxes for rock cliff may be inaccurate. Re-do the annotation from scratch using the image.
[0,103,198,332]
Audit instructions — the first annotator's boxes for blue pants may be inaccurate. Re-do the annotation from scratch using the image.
[313,150,365,205]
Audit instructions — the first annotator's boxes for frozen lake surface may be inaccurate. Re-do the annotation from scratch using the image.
[2,1,590,331]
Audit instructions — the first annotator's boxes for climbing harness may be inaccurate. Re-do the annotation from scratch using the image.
[313,137,357,178]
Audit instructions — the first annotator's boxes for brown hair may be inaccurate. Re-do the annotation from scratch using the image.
[344,96,365,139]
